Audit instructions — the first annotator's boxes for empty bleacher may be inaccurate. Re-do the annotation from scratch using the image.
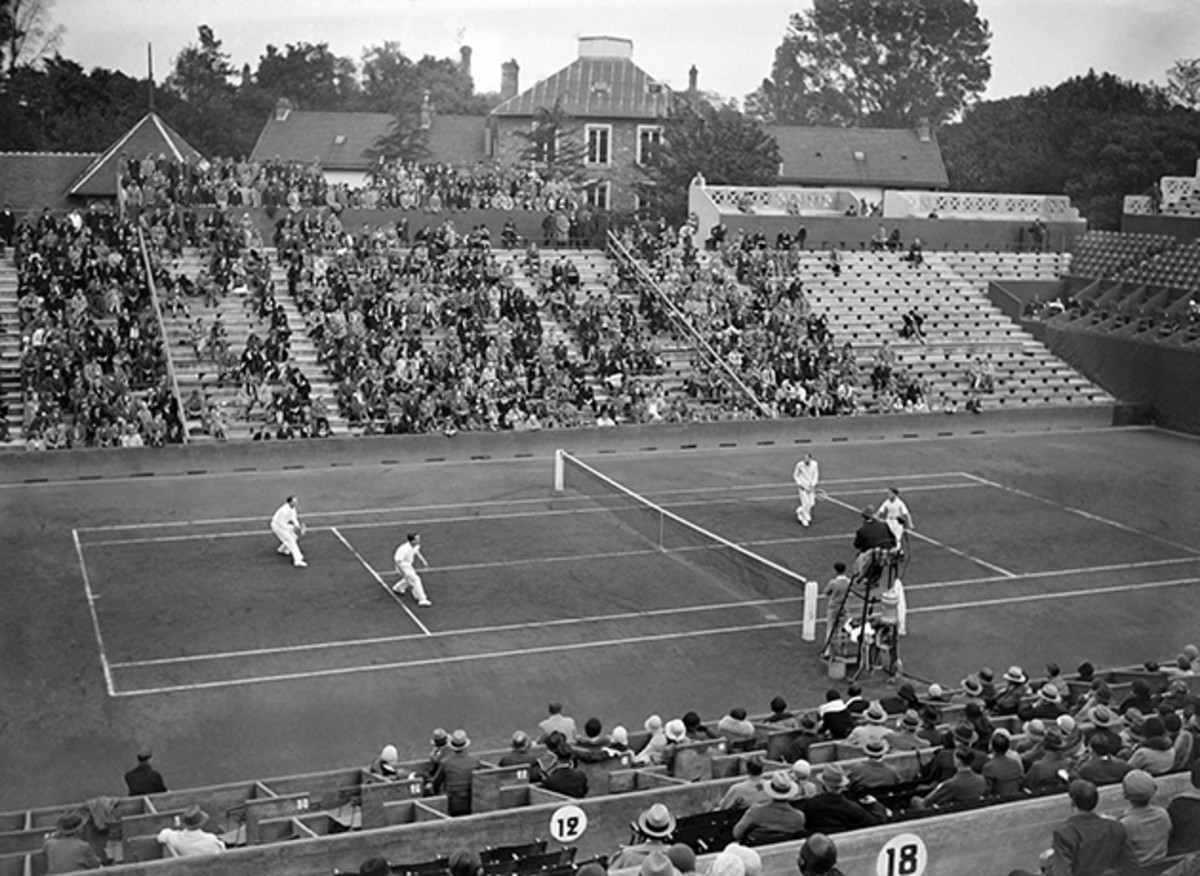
[1066,230,1176,279]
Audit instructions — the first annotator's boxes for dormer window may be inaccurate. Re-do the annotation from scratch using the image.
[333,134,347,146]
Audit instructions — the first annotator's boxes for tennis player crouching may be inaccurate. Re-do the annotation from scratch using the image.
[393,532,432,607]
[271,495,307,568]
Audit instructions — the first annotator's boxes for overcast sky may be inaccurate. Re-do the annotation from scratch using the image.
[57,0,1200,105]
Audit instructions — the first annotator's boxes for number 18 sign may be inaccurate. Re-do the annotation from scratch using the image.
[877,833,927,876]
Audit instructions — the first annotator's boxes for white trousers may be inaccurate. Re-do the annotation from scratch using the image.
[394,564,428,602]
[796,488,815,525]
[272,523,305,565]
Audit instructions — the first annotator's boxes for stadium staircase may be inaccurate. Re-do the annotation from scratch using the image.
[1,665,1196,876]
[160,248,346,441]
[794,250,1115,409]
[0,254,18,440]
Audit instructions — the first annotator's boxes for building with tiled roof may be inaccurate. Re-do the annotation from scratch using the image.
[489,36,672,213]
[0,153,96,215]
[248,101,488,186]
[766,124,949,191]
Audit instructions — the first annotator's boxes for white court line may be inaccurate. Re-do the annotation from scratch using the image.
[962,472,1200,558]
[73,529,116,697]
[107,554,1200,671]
[108,595,802,668]
[110,573,1200,697]
[74,470,977,533]
[331,527,431,636]
[79,483,985,547]
[819,491,1017,578]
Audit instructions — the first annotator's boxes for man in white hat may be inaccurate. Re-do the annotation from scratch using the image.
[270,495,306,567]
[610,803,677,869]
[732,771,807,844]
[156,805,224,857]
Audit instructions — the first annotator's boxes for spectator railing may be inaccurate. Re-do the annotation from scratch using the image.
[136,223,188,445]
[605,232,773,419]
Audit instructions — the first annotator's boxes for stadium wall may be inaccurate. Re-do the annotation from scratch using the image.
[1036,324,1200,434]
[0,406,1126,486]
[1121,213,1200,240]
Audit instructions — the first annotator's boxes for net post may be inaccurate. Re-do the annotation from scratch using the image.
[554,449,565,492]
[802,577,819,642]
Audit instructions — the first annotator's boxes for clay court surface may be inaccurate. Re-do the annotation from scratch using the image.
[2,424,1199,811]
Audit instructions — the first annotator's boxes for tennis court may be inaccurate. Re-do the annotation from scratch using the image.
[4,424,1200,810]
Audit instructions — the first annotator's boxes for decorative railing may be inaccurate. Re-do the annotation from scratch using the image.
[695,184,859,216]
[882,190,1081,221]
[1124,195,1154,216]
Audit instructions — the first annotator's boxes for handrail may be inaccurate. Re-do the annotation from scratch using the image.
[605,231,773,419]
[136,223,188,445]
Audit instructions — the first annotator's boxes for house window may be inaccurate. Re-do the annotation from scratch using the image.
[637,126,663,165]
[584,181,610,210]
[585,125,612,166]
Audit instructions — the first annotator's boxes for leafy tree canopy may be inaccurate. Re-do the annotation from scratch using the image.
[254,42,359,111]
[940,70,1200,229]
[1166,58,1200,110]
[637,95,781,224]
[751,0,991,127]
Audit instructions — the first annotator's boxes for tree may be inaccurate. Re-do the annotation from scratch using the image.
[940,70,1200,230]
[512,97,588,183]
[361,41,494,115]
[4,0,62,74]
[636,95,781,223]
[254,42,359,111]
[1166,58,1200,110]
[751,0,991,127]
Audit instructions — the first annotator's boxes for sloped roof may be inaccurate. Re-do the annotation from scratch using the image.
[490,55,670,119]
[69,112,204,197]
[0,153,97,212]
[249,110,488,170]
[766,126,948,189]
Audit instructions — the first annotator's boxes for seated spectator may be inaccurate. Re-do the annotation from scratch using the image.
[848,738,900,793]
[912,745,987,810]
[1007,780,1129,876]
[1075,732,1132,787]
[1120,770,1171,868]
[790,759,820,800]
[497,731,544,783]
[683,710,719,741]
[1022,727,1072,795]
[634,715,669,765]
[717,707,758,750]
[716,757,768,811]
[539,732,588,799]
[732,771,807,846]
[1128,716,1177,775]
[845,702,892,750]
[763,696,798,729]
[156,805,224,857]
[537,701,577,744]
[886,709,926,752]
[879,682,920,715]
[124,747,167,796]
[573,717,613,763]
[724,842,763,876]
[994,665,1030,715]
[431,729,480,816]
[982,731,1025,798]
[1020,683,1067,721]
[666,843,696,876]
[798,763,885,834]
[368,744,401,778]
[779,712,822,763]
[448,849,485,876]
[1168,762,1200,854]
[358,857,390,876]
[42,811,102,873]
[610,803,677,869]
[796,833,844,876]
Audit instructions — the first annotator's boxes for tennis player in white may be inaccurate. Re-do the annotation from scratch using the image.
[393,532,431,606]
[271,496,307,567]
[792,453,820,526]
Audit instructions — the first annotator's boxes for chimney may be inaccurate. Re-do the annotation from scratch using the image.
[420,91,433,130]
[688,65,698,93]
[459,45,472,79]
[501,59,520,100]
[916,117,931,142]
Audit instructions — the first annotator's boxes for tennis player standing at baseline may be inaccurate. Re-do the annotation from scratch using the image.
[793,453,820,527]
[393,532,432,606]
[271,495,307,567]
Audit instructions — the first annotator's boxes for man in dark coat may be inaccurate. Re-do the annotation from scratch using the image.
[124,749,167,796]
[431,729,480,816]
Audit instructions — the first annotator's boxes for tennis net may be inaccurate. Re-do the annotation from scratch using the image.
[554,449,810,600]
